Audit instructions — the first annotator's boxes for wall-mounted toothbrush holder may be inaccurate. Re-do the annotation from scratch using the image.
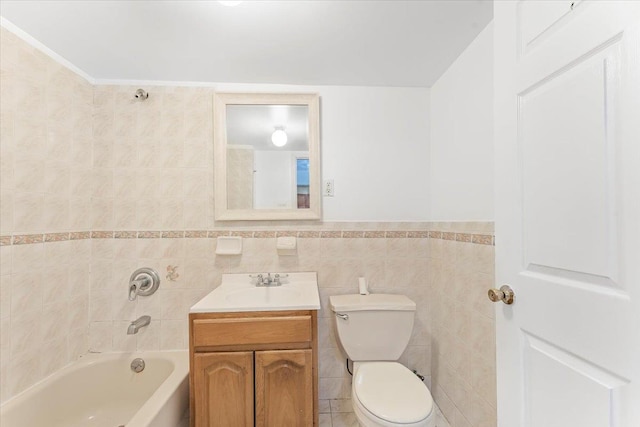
[129,267,160,301]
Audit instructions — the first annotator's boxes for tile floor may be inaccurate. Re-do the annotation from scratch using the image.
[181,399,450,426]
[320,398,451,427]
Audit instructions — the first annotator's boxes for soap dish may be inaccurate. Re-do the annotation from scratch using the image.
[215,236,242,255]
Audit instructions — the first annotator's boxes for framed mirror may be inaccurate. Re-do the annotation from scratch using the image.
[214,92,321,220]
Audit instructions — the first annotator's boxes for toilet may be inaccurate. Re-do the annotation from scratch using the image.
[330,294,435,427]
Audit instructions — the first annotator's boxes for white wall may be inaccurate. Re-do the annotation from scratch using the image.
[430,22,494,221]
[318,86,430,221]
[215,83,431,222]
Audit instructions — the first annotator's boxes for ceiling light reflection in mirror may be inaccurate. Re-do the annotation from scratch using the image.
[226,105,309,152]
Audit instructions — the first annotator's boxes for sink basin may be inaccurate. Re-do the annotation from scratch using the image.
[190,272,320,313]
[225,287,301,305]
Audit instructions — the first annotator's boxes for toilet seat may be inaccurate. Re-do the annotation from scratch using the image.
[352,362,433,427]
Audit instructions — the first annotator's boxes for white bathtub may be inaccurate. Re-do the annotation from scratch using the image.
[0,351,189,427]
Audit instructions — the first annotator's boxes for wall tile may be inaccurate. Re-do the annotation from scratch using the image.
[0,27,94,402]
[430,231,496,427]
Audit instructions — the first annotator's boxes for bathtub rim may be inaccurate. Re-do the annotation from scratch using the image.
[0,350,189,427]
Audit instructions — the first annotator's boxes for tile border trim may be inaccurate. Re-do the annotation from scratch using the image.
[1,230,494,246]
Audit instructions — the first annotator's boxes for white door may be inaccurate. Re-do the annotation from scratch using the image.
[494,1,640,427]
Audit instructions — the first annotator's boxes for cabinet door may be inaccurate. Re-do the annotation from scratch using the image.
[193,352,254,427]
[255,349,313,427]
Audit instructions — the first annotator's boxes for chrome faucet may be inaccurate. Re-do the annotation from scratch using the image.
[127,315,151,335]
[254,273,286,287]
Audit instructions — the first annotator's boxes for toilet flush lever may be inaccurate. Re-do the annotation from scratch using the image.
[336,313,349,321]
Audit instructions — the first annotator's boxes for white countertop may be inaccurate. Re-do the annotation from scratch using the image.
[190,272,320,313]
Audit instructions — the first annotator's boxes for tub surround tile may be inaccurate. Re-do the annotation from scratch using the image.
[136,322,161,351]
[6,352,41,400]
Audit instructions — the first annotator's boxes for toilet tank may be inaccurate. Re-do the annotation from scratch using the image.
[329,294,416,361]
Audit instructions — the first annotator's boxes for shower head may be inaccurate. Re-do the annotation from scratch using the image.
[134,89,149,100]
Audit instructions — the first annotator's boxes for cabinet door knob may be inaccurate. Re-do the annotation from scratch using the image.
[488,285,515,305]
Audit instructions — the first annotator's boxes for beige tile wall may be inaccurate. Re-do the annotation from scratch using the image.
[84,232,432,402]
[0,29,94,236]
[0,28,92,402]
[430,223,496,427]
[91,84,214,231]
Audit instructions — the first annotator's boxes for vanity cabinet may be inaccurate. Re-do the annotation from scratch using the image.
[255,349,313,426]
[189,310,318,427]
[193,352,254,426]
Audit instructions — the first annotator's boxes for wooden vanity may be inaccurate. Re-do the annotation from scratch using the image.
[188,273,320,427]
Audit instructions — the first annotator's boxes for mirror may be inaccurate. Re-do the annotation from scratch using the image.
[214,93,321,220]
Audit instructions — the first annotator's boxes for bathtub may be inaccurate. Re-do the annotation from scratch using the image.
[0,350,189,427]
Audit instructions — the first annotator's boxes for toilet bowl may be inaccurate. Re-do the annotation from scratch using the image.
[329,294,435,427]
[351,362,434,427]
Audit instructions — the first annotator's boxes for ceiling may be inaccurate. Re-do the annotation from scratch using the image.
[0,0,492,87]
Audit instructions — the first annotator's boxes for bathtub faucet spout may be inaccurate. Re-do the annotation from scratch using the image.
[127,315,151,334]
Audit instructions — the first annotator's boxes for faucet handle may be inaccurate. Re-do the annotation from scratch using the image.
[273,273,288,286]
[250,274,264,285]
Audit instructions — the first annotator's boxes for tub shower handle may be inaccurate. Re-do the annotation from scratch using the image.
[128,283,138,301]
[336,313,349,321]
[129,268,161,301]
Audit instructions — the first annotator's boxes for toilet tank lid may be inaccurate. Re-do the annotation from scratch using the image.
[329,294,416,312]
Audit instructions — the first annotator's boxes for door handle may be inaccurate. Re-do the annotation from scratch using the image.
[488,285,515,305]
